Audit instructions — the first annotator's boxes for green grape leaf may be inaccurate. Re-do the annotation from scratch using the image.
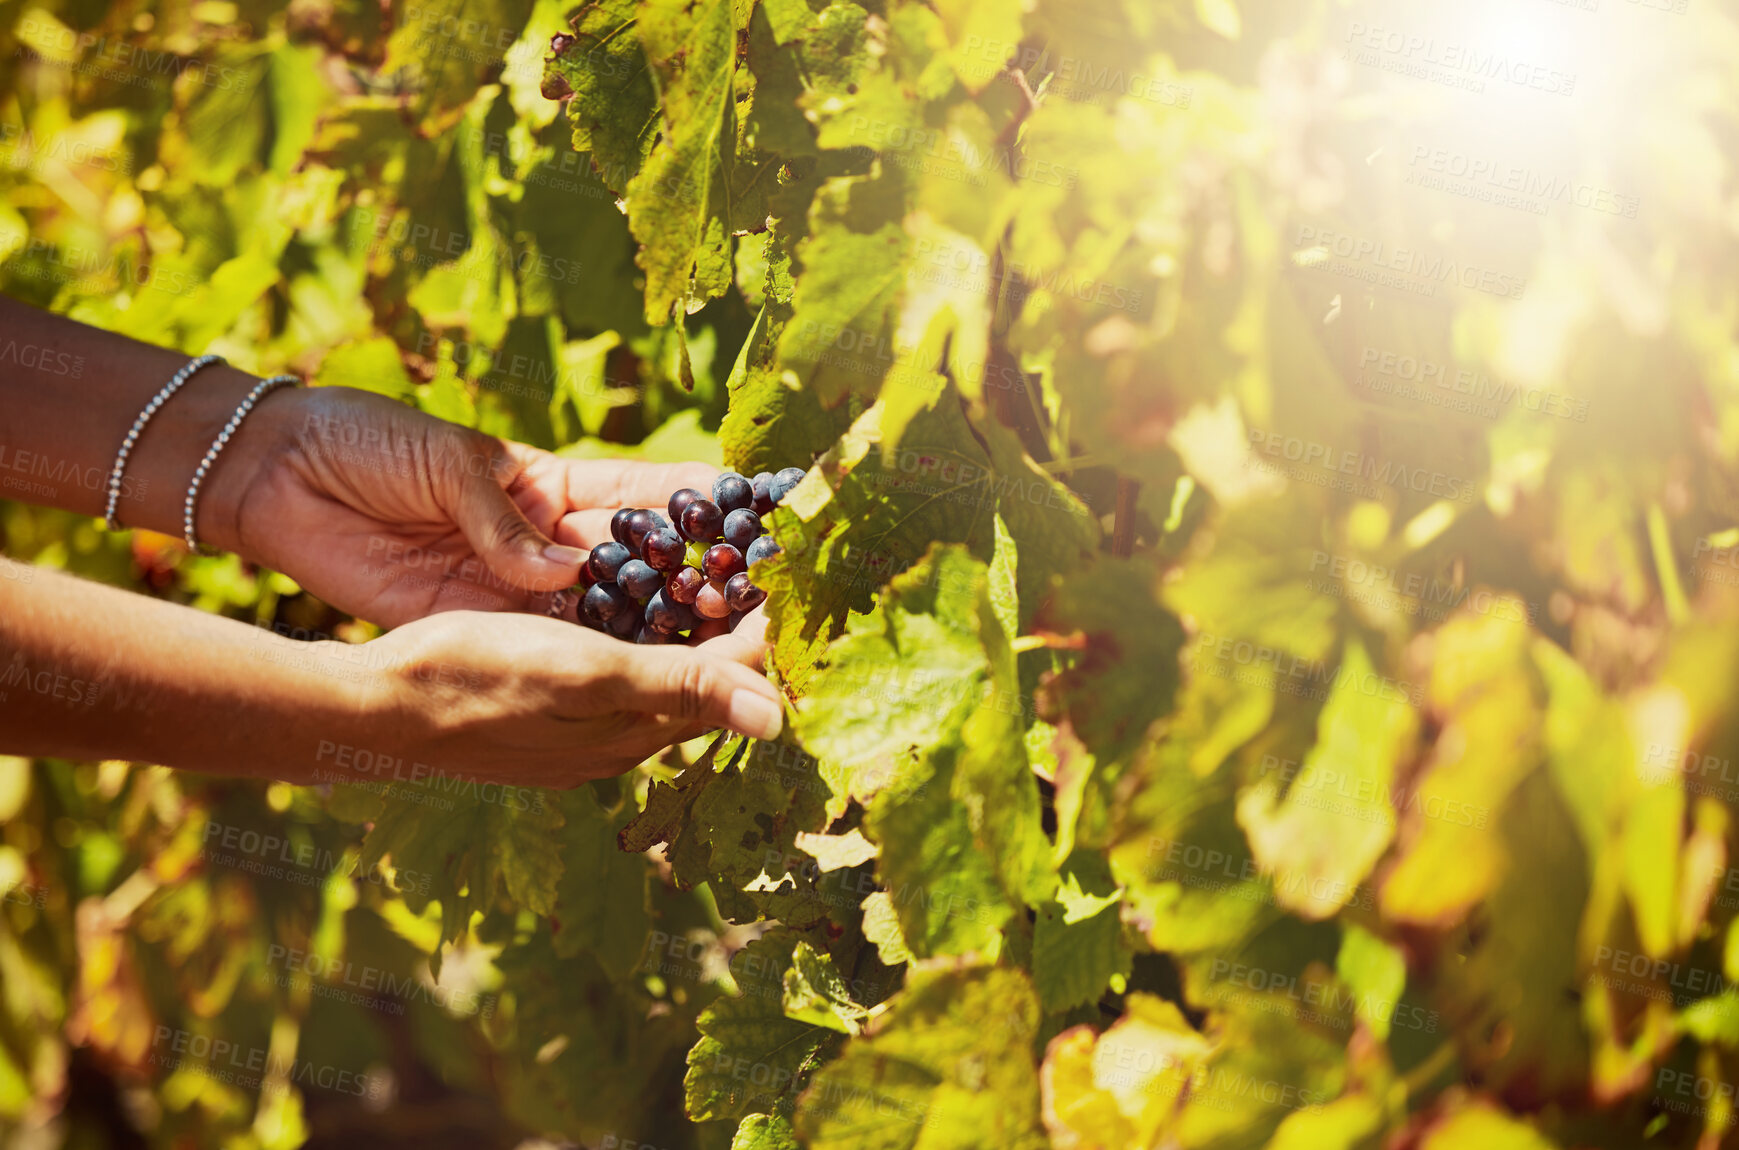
[1032,852,1131,1012]
[1236,641,1417,921]
[687,932,845,1121]
[551,787,650,980]
[545,0,660,185]
[358,784,564,967]
[794,964,1048,1149]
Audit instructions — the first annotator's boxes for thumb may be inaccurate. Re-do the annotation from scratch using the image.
[611,647,785,741]
[451,460,586,595]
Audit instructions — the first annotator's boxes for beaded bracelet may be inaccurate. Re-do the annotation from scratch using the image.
[183,374,300,553]
[104,354,226,531]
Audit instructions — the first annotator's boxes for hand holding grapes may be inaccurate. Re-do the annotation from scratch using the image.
[212,384,728,630]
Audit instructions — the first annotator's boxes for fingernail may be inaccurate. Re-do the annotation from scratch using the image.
[727,689,784,741]
[543,543,586,566]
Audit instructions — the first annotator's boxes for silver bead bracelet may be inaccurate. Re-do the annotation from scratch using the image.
[183,374,300,553]
[104,354,226,531]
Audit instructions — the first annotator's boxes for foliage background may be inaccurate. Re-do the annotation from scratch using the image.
[2,0,1739,1148]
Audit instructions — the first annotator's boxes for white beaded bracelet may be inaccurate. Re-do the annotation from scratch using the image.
[104,353,226,531]
[183,374,300,552]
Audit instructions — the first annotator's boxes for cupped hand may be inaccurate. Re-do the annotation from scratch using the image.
[352,609,785,787]
[210,385,719,630]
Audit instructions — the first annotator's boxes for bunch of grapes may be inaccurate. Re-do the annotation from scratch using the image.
[574,468,805,644]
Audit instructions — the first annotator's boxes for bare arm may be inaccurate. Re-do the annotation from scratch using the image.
[0,556,783,786]
[0,295,273,549]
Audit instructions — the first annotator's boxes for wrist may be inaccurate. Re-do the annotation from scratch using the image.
[120,364,302,553]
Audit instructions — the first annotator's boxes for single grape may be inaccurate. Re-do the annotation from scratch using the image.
[636,624,675,644]
[587,542,632,583]
[694,581,732,620]
[713,472,754,513]
[607,607,639,638]
[581,581,631,624]
[702,543,746,582]
[725,571,767,612]
[745,535,782,568]
[610,508,636,545]
[722,507,762,551]
[618,559,662,600]
[680,498,725,543]
[643,528,686,572]
[645,590,699,634]
[751,472,774,515]
[768,467,805,505]
[668,488,703,529]
[625,508,662,553]
[666,565,705,605]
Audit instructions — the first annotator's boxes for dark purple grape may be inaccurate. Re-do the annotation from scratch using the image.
[668,488,703,526]
[643,528,685,572]
[725,571,766,612]
[680,499,725,542]
[607,607,639,637]
[723,508,762,551]
[751,472,774,515]
[587,542,632,583]
[768,467,805,505]
[610,508,636,545]
[645,590,699,634]
[581,581,631,624]
[702,543,746,582]
[713,472,754,514]
[636,624,675,644]
[666,566,704,605]
[625,509,661,553]
[694,581,731,620]
[618,559,662,600]
[746,535,782,568]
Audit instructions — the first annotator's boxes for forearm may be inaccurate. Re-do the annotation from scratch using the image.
[0,557,377,781]
[0,294,285,549]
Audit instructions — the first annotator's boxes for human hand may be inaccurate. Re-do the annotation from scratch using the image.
[203,385,721,630]
[350,609,784,788]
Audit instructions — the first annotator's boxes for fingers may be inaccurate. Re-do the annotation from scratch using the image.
[690,607,770,671]
[599,644,783,741]
[450,452,587,596]
[539,456,721,514]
